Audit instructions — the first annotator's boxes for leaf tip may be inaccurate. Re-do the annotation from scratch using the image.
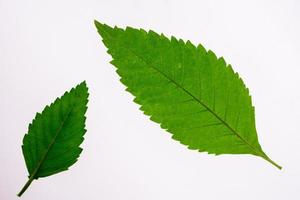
[94,20,103,28]
[79,80,87,88]
[94,20,111,33]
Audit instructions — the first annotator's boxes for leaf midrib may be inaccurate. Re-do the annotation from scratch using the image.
[30,104,74,179]
[102,28,265,157]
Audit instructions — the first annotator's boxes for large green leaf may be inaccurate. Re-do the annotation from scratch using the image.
[95,21,281,169]
[18,81,89,197]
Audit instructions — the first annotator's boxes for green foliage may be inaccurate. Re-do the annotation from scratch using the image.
[18,81,89,197]
[95,20,281,169]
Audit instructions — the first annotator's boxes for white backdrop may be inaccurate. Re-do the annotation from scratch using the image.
[1,0,299,199]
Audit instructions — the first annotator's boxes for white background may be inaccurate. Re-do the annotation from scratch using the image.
[1,0,299,199]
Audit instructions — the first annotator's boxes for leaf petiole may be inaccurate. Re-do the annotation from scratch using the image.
[17,175,35,197]
[261,154,282,170]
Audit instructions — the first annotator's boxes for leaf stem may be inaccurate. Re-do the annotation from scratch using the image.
[261,154,282,170]
[17,175,35,197]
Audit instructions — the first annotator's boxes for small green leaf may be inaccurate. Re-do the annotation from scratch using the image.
[18,81,89,197]
[95,20,281,169]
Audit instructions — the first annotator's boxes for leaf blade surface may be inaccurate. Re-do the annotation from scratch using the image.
[95,21,280,169]
[18,81,89,196]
